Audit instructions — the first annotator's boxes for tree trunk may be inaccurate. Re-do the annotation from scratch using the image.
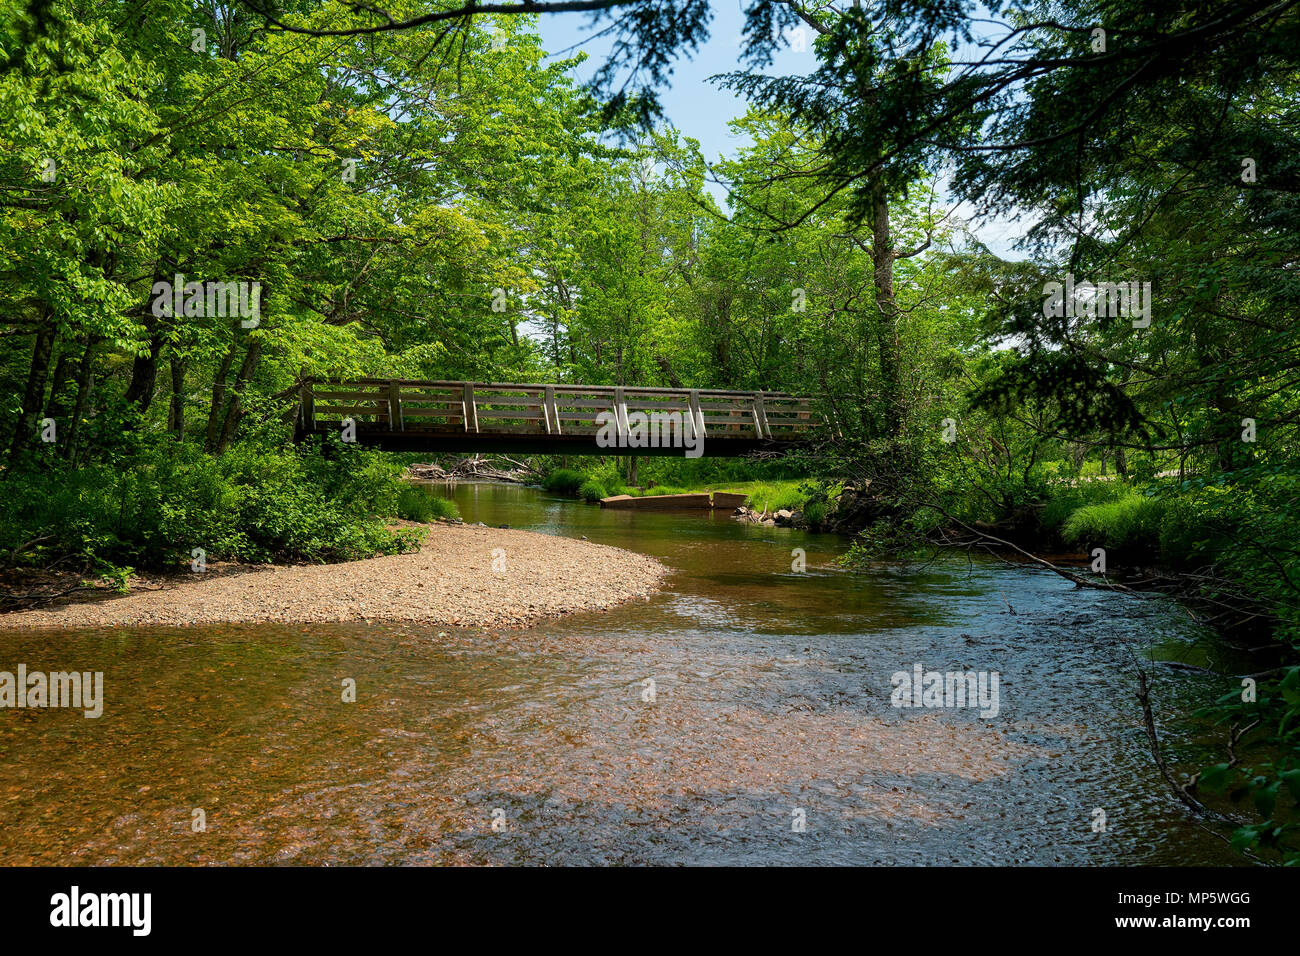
[655,354,684,389]
[1071,442,1088,475]
[63,339,97,461]
[123,312,166,414]
[870,182,903,438]
[9,321,56,464]
[205,339,239,452]
[44,347,74,421]
[214,338,263,454]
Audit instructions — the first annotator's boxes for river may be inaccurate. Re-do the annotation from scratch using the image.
[0,482,1244,865]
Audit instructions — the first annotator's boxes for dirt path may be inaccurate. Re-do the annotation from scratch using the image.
[0,524,666,630]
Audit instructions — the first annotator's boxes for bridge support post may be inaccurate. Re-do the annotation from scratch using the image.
[544,385,559,435]
[300,383,315,433]
[751,391,770,439]
[688,389,705,443]
[387,380,403,431]
[463,383,478,433]
[614,386,628,434]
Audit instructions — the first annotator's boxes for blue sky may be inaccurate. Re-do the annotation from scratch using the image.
[535,3,1028,259]
[538,1,819,181]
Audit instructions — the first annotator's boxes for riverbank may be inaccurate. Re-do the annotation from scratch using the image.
[0,523,666,630]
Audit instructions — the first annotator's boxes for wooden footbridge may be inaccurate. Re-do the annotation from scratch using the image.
[294,379,821,456]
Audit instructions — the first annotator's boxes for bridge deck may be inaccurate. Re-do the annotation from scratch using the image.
[293,379,819,457]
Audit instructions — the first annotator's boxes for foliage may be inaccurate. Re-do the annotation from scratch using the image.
[1039,481,1131,536]
[541,469,587,496]
[0,439,416,568]
[1061,494,1166,558]
[397,484,461,523]
[576,479,608,503]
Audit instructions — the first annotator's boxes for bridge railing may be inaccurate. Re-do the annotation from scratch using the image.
[300,379,819,441]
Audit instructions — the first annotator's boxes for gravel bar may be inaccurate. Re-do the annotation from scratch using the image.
[0,525,667,630]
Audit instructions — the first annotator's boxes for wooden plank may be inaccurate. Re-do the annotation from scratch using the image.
[552,397,644,411]
[314,404,387,416]
[622,408,695,418]
[694,401,752,412]
[312,389,385,401]
[401,408,464,418]
[473,390,543,400]
[396,392,461,402]
[476,410,546,422]
[554,385,705,397]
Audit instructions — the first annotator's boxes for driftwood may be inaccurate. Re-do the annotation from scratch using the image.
[407,455,538,483]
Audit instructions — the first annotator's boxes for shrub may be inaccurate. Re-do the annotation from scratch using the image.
[576,479,608,502]
[1158,489,1233,567]
[542,468,586,495]
[803,499,828,527]
[0,437,417,570]
[397,484,462,523]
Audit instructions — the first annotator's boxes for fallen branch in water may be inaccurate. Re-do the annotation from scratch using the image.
[915,501,1148,595]
[1134,668,1256,841]
[1136,669,1217,816]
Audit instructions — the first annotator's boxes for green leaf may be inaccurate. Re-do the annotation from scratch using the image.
[1199,763,1232,794]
